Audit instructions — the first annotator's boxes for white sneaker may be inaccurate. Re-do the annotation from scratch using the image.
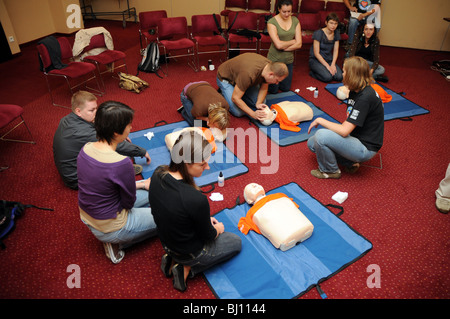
[103,242,125,264]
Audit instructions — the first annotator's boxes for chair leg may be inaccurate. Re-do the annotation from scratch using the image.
[0,116,36,144]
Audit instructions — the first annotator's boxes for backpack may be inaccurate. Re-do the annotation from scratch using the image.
[138,42,162,78]
[118,72,149,93]
[0,200,53,249]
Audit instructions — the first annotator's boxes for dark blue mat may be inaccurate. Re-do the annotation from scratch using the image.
[325,82,430,121]
[203,182,372,299]
[129,121,248,187]
[254,91,340,146]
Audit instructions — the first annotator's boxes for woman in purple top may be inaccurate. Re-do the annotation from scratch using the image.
[77,101,157,264]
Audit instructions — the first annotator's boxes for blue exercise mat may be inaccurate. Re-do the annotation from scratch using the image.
[254,91,340,146]
[203,182,372,299]
[129,121,248,187]
[325,82,429,121]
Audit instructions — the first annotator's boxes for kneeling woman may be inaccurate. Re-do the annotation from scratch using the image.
[307,56,384,179]
[149,130,241,292]
[77,101,157,263]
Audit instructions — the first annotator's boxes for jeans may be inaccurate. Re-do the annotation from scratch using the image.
[216,77,264,117]
[367,61,385,78]
[307,128,377,173]
[163,232,242,277]
[268,63,293,94]
[180,90,195,126]
[85,189,157,249]
[309,58,343,83]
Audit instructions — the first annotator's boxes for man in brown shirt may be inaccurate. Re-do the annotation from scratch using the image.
[216,53,288,120]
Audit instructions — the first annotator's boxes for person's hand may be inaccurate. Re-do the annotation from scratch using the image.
[254,109,267,121]
[256,103,268,110]
[211,217,224,236]
[144,152,151,164]
[137,177,151,190]
[329,64,337,76]
[308,118,320,134]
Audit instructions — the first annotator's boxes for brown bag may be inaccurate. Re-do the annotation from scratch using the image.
[118,72,149,93]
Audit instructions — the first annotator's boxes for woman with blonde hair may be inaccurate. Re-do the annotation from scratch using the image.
[149,130,241,291]
[306,56,384,179]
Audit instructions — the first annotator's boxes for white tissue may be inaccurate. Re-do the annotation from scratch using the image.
[294,88,300,93]
[332,191,348,204]
[144,132,154,140]
[306,86,317,91]
[209,192,224,201]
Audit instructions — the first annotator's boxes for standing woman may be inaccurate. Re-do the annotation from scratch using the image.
[267,0,302,94]
[348,22,388,82]
[149,130,241,292]
[77,101,157,263]
[309,12,343,82]
[307,56,384,179]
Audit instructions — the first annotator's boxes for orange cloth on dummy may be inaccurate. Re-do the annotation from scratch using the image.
[200,127,216,153]
[270,104,301,132]
[238,193,299,235]
[371,83,392,103]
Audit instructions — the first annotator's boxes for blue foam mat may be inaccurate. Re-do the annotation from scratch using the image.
[204,182,372,299]
[129,121,248,187]
[254,91,340,146]
[325,82,430,121]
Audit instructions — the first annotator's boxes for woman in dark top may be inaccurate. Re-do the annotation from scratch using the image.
[309,12,343,82]
[348,22,388,82]
[149,130,241,292]
[307,56,384,179]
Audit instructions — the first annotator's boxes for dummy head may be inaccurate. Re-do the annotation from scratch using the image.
[244,183,266,205]
[72,90,98,123]
[336,85,350,100]
[258,105,277,126]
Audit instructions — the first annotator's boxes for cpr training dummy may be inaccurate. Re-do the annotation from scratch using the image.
[337,84,392,103]
[238,183,314,251]
[165,126,219,154]
[256,101,314,132]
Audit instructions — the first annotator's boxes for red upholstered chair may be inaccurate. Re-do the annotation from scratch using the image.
[157,17,198,75]
[220,0,247,27]
[247,0,272,18]
[257,13,275,54]
[297,13,320,44]
[81,33,128,93]
[0,104,35,144]
[227,11,260,56]
[37,37,102,108]
[325,1,350,19]
[191,14,228,64]
[138,10,167,49]
[300,0,325,13]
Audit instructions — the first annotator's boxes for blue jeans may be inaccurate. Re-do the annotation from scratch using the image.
[216,77,264,117]
[307,128,377,173]
[85,189,157,249]
[309,58,343,83]
[367,61,385,78]
[180,90,195,126]
[163,232,241,277]
[268,63,293,94]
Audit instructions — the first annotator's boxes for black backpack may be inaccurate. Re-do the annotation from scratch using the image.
[138,42,162,78]
[0,200,53,249]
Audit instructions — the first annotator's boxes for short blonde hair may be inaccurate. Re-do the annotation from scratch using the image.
[208,103,230,130]
[343,57,373,92]
[268,62,289,77]
[71,90,97,112]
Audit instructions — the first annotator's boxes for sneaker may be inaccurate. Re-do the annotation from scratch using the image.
[311,169,341,179]
[177,105,184,113]
[172,263,187,292]
[133,164,143,175]
[103,242,125,264]
[436,198,450,214]
[161,254,173,277]
[375,75,389,83]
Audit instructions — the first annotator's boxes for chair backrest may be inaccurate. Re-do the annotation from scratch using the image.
[225,0,247,10]
[158,17,189,39]
[83,34,107,52]
[297,13,320,31]
[247,0,271,11]
[300,0,325,13]
[326,1,349,17]
[36,43,52,69]
[139,10,167,30]
[57,37,74,60]
[191,14,222,34]
[228,11,259,31]
[274,0,299,14]
[257,13,275,32]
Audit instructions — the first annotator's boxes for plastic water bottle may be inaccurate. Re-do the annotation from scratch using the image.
[314,88,319,98]
[218,171,224,187]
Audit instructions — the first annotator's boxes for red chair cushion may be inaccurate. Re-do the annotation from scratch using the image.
[84,50,126,65]
[49,61,95,78]
[194,35,227,46]
[160,38,195,51]
[0,104,23,128]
